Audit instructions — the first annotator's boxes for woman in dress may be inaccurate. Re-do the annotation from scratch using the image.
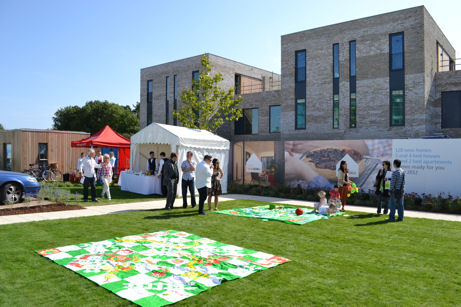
[337,160,351,211]
[208,158,224,211]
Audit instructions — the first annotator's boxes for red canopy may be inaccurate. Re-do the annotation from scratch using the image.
[71,125,130,148]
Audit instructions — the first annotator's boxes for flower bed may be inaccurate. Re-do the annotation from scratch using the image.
[228,183,461,214]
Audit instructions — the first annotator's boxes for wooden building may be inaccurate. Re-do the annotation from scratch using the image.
[0,129,90,174]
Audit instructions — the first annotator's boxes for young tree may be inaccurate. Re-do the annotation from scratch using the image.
[174,55,243,132]
[0,123,5,131]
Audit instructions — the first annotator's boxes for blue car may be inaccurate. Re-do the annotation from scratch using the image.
[0,171,41,204]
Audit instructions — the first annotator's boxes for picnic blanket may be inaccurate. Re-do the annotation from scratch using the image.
[214,205,345,225]
[36,230,289,306]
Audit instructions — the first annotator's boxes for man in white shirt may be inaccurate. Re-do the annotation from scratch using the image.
[195,155,213,215]
[78,149,101,202]
[181,151,196,208]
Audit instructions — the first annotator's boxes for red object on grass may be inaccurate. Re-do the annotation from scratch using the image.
[295,208,303,216]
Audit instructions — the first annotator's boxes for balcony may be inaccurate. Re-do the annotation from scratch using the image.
[235,75,281,95]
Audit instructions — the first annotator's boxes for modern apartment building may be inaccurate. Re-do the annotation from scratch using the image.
[140,6,461,185]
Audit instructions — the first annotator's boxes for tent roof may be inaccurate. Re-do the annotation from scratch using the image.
[131,123,229,150]
[71,125,131,148]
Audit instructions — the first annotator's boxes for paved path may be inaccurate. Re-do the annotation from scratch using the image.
[1,194,460,226]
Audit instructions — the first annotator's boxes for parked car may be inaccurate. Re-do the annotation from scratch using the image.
[0,171,41,204]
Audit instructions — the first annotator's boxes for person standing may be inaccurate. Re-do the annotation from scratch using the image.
[207,158,224,211]
[388,159,405,222]
[163,153,179,210]
[77,152,84,173]
[79,149,101,202]
[374,161,391,215]
[109,150,117,185]
[146,151,157,175]
[157,152,168,196]
[181,151,197,208]
[195,155,214,215]
[99,154,113,200]
[337,160,351,211]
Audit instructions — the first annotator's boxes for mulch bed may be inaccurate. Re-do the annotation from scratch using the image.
[0,203,85,216]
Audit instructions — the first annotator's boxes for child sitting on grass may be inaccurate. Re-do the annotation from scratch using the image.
[328,185,342,210]
[319,203,339,216]
[98,154,113,200]
[314,190,327,213]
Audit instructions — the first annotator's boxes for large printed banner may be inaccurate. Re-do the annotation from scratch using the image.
[285,139,461,197]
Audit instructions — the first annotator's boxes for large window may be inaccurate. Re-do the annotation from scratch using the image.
[147,80,153,125]
[390,33,404,71]
[333,43,340,78]
[192,70,199,88]
[295,50,306,129]
[165,76,169,124]
[235,108,258,135]
[441,91,461,128]
[390,90,404,126]
[437,43,453,72]
[349,40,357,128]
[333,94,339,129]
[296,99,306,129]
[269,105,281,133]
[3,143,12,171]
[333,43,340,129]
[350,93,357,128]
[295,50,306,82]
[173,75,178,125]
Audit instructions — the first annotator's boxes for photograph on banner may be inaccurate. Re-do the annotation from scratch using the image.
[285,139,461,197]
[285,140,393,192]
[233,141,276,186]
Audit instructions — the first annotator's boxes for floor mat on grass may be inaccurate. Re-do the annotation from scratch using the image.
[36,230,289,306]
[214,205,345,225]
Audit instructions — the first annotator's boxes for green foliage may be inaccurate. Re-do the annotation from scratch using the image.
[0,123,4,131]
[52,100,140,137]
[174,55,243,132]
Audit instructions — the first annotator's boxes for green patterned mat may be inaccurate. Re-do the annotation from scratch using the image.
[36,230,289,306]
[214,205,345,225]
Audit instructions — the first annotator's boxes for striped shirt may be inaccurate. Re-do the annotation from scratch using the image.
[99,163,113,178]
[390,168,405,192]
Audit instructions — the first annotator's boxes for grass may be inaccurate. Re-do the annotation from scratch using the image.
[41,183,163,206]
[1,199,460,306]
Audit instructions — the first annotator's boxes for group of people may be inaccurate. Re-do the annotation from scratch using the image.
[334,159,406,222]
[313,187,342,216]
[146,151,224,215]
[78,149,117,202]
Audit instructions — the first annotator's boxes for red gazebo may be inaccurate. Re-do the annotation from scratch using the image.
[71,125,131,173]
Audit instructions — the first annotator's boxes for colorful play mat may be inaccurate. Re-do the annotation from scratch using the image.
[36,230,289,306]
[214,205,345,225]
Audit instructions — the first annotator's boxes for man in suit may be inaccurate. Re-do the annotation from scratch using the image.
[146,151,156,175]
[158,152,168,196]
[163,152,179,210]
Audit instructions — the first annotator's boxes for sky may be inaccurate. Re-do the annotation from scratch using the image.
[1,0,460,130]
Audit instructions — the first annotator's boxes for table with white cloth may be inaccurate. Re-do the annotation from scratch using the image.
[118,171,162,195]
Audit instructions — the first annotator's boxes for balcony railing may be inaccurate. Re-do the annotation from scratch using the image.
[235,79,281,95]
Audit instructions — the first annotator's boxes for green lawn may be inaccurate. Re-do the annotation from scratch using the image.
[41,183,163,206]
[1,199,460,306]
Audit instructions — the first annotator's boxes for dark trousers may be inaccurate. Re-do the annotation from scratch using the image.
[377,192,389,214]
[161,175,167,196]
[389,192,404,221]
[165,179,178,209]
[339,186,348,209]
[198,186,208,213]
[83,176,96,201]
[182,179,196,207]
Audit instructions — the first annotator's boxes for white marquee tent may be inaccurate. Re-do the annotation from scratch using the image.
[130,123,230,194]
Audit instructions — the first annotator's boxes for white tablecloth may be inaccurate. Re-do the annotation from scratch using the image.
[118,171,162,195]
